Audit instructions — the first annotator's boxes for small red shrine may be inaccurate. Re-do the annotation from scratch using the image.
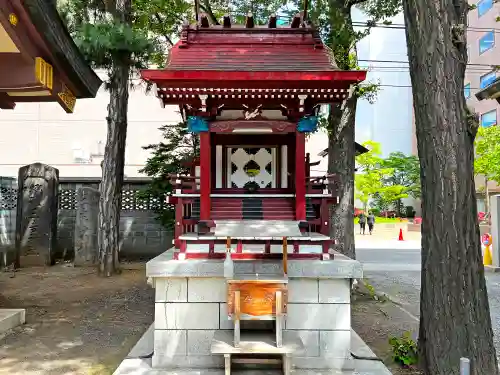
[141,12,366,261]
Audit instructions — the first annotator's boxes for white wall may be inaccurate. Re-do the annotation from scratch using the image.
[0,71,182,178]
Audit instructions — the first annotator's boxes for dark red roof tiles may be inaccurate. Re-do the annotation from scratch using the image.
[166,29,338,72]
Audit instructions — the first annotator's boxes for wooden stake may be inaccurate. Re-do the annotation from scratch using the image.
[283,237,288,274]
[234,290,241,347]
[276,290,283,348]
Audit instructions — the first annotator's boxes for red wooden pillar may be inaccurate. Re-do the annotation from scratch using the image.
[295,132,306,221]
[200,131,211,220]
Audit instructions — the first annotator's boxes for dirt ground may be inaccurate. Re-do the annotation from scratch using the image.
[0,263,421,375]
[0,263,154,375]
[352,285,421,375]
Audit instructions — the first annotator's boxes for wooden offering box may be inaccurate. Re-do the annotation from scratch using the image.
[227,275,288,348]
[227,276,288,319]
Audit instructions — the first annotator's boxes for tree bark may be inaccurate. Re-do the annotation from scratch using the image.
[97,0,132,277]
[328,96,357,260]
[402,0,498,373]
[98,59,129,276]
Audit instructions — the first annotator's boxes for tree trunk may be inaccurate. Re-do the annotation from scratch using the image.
[402,0,498,373]
[328,96,357,260]
[97,58,130,276]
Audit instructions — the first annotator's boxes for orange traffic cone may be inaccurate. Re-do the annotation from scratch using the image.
[398,228,404,241]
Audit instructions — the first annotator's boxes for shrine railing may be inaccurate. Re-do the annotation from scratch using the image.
[169,174,339,196]
[305,174,339,196]
[169,174,200,194]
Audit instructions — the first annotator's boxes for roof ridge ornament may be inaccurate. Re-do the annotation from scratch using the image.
[245,13,254,28]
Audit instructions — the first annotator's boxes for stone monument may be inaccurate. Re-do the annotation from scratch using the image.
[74,187,100,266]
[15,163,59,267]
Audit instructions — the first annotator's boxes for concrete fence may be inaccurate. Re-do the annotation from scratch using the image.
[0,175,172,265]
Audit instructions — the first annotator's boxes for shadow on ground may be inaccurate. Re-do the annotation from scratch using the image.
[0,263,154,375]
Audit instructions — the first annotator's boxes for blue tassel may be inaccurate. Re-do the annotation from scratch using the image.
[297,116,319,133]
[187,116,209,133]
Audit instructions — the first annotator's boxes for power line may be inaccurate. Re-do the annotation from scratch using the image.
[358,59,497,69]
[351,21,500,34]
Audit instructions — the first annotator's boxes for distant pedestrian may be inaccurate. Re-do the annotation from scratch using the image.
[358,212,366,235]
[367,212,375,235]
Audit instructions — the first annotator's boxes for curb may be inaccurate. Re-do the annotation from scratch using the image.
[485,265,500,273]
[360,279,419,323]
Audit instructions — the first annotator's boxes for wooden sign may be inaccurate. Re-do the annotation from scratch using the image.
[35,57,53,90]
[58,83,76,113]
[227,282,287,318]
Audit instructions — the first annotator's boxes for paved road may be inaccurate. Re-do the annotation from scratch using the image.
[356,246,500,355]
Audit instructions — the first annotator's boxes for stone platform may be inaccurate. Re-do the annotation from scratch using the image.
[113,324,393,375]
[0,309,25,336]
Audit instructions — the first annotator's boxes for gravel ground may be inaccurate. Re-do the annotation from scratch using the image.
[366,270,500,360]
[352,285,421,375]
[0,263,154,375]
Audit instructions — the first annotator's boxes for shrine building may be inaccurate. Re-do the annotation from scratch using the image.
[0,0,101,112]
[139,10,389,375]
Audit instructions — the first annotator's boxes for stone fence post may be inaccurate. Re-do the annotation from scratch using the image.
[74,187,100,266]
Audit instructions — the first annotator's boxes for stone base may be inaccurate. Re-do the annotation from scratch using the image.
[0,309,25,335]
[113,325,392,375]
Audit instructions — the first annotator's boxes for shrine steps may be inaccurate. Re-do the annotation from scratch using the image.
[211,331,302,375]
[211,198,296,221]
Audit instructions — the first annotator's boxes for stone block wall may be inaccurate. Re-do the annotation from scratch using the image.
[57,180,172,259]
[151,275,353,370]
[0,176,172,262]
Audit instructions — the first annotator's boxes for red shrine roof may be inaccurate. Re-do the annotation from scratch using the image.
[141,22,366,89]
[165,28,336,72]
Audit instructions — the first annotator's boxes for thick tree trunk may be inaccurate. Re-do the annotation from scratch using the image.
[328,96,357,260]
[97,59,130,276]
[403,0,498,373]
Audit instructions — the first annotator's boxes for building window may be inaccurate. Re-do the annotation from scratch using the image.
[480,71,497,89]
[479,31,495,54]
[464,83,471,99]
[478,0,493,17]
[481,110,497,128]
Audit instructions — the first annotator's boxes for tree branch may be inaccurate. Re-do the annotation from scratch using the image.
[154,13,174,46]
[347,0,368,7]
[199,0,220,25]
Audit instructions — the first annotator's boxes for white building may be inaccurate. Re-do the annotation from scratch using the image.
[0,72,181,178]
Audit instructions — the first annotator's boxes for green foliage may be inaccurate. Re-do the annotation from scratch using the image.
[228,0,285,24]
[475,125,500,184]
[138,122,199,227]
[389,332,418,367]
[58,0,189,74]
[381,152,421,199]
[285,0,402,106]
[364,281,377,300]
[355,142,416,212]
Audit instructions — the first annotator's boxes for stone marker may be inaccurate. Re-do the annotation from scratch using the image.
[15,163,59,267]
[74,187,100,266]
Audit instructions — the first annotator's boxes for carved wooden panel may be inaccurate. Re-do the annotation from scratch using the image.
[227,282,288,318]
